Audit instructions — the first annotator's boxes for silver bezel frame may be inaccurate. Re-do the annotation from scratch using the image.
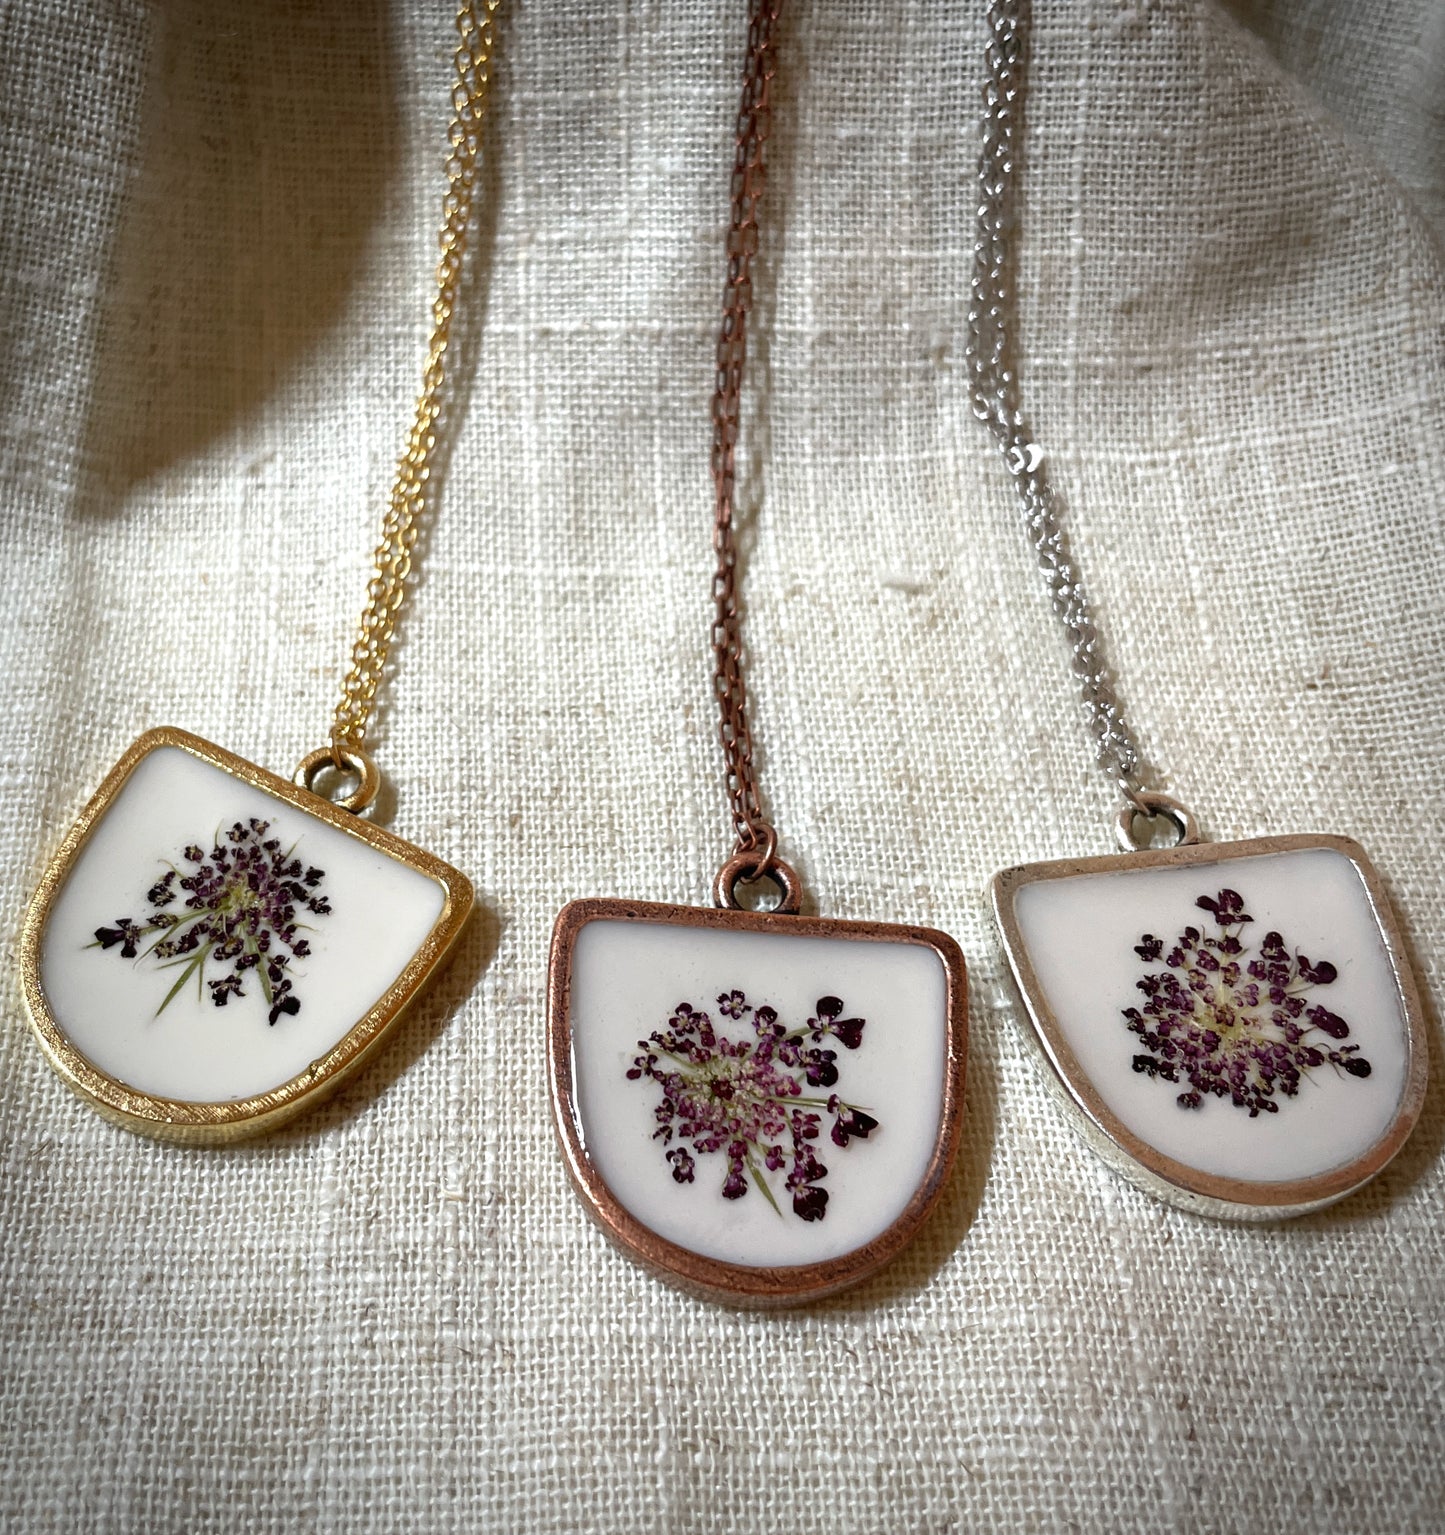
[991,834,1428,1220]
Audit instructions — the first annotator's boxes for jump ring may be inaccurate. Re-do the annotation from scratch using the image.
[294,742,381,817]
[1115,790,1201,852]
[713,847,802,916]
[732,823,777,880]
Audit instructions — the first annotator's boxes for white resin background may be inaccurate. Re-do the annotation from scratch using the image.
[566,917,950,1267]
[39,745,446,1103]
[1012,847,1411,1184]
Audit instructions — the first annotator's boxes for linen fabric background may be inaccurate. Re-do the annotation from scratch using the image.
[1,1,1442,1530]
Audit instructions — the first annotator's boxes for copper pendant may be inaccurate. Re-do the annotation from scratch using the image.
[547,887,968,1307]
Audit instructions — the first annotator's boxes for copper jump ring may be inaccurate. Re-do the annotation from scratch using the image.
[714,824,799,914]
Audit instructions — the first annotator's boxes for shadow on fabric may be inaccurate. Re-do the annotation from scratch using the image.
[79,0,399,501]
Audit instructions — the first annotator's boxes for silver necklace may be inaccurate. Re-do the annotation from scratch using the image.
[971,0,1426,1217]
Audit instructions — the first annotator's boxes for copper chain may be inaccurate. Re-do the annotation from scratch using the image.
[711,0,783,862]
[328,0,501,760]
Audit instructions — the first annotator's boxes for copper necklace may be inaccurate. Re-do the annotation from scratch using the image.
[547,2,969,1306]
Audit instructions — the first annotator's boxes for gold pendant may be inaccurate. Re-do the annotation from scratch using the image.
[547,884,968,1307]
[993,828,1427,1218]
[22,727,472,1142]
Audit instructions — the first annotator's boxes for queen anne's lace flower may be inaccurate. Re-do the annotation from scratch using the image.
[1124,887,1370,1117]
[93,818,331,1024]
[628,990,878,1222]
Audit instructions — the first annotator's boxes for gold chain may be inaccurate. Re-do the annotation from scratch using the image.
[329,0,501,759]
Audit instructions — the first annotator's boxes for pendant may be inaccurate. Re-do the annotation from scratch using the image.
[21,727,473,1142]
[547,855,968,1306]
[992,795,1427,1218]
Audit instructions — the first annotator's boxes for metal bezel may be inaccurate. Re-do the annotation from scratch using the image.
[991,833,1428,1219]
[547,897,969,1306]
[21,726,474,1143]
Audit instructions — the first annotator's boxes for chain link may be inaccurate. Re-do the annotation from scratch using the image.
[968,0,1148,799]
[711,0,783,857]
[329,0,501,759]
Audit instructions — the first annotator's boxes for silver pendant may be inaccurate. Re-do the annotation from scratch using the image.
[22,727,472,1142]
[547,859,968,1306]
[992,797,1427,1219]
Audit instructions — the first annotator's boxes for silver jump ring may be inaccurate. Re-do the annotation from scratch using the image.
[1115,790,1201,852]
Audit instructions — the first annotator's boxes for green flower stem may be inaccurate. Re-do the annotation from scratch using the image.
[746,1150,783,1217]
[155,946,212,1018]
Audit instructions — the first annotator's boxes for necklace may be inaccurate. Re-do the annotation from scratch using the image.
[971,0,1426,1218]
[19,1,500,1143]
[546,1,968,1306]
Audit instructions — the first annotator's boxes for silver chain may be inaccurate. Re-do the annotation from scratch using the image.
[967,0,1149,806]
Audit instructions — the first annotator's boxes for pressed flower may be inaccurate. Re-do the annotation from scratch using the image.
[95,918,146,959]
[1124,887,1370,1116]
[90,817,331,1024]
[629,988,877,1222]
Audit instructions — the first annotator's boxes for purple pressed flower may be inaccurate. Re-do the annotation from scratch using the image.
[268,992,300,1027]
[1297,954,1337,986]
[802,1047,839,1088]
[791,1185,829,1222]
[94,918,146,959]
[92,818,331,1023]
[830,1017,866,1051]
[628,986,879,1223]
[828,1098,879,1147]
[807,995,869,1053]
[1125,887,1370,1116]
[208,975,243,1007]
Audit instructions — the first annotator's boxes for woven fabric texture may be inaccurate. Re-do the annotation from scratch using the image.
[1,2,1442,1530]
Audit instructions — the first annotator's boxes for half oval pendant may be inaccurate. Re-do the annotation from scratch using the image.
[992,834,1426,1218]
[547,897,968,1306]
[22,727,473,1142]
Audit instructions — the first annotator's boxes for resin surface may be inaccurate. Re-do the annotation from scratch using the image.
[564,914,953,1269]
[1008,845,1413,1187]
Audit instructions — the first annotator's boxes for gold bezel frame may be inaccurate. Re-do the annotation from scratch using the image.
[21,726,474,1144]
[991,833,1428,1220]
[547,897,968,1307]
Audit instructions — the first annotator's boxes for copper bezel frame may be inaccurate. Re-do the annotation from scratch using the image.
[991,833,1428,1220]
[547,898,969,1307]
[21,726,474,1144]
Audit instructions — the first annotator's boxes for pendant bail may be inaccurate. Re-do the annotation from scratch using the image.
[295,740,381,816]
[1114,789,1201,852]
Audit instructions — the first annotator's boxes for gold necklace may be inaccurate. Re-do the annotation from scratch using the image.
[20,1,501,1143]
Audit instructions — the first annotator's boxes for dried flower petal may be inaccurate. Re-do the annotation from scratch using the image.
[94,818,331,1024]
